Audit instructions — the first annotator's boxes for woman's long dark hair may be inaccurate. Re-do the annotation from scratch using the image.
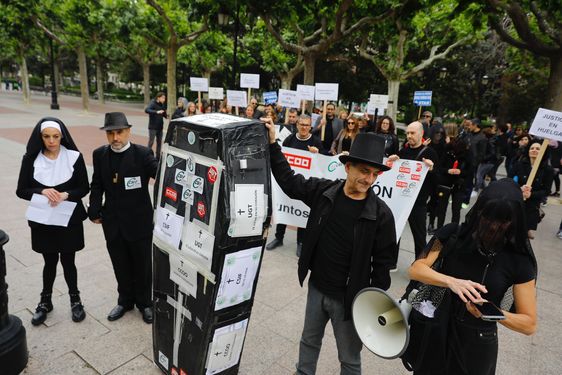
[375,116,395,134]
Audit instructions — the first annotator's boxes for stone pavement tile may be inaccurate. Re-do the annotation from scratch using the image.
[496,327,533,375]
[260,293,307,344]
[13,308,110,364]
[75,328,152,374]
[362,351,406,374]
[253,273,305,311]
[106,354,161,375]
[247,299,276,326]
[240,320,295,373]
[274,328,340,375]
[25,351,99,375]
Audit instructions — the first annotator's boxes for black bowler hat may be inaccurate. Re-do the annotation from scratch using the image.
[339,133,391,171]
[100,112,133,131]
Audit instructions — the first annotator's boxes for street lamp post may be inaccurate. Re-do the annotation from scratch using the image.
[49,39,60,110]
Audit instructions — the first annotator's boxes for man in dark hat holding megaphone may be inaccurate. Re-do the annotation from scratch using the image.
[263,116,398,375]
[88,112,158,324]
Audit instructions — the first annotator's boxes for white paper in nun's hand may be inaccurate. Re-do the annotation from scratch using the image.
[25,193,77,227]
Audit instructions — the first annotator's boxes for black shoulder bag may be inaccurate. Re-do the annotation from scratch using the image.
[400,224,461,372]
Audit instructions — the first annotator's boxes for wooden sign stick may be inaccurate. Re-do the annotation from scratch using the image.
[247,88,252,106]
[418,106,423,120]
[285,108,290,124]
[321,100,327,141]
[198,91,202,113]
[301,100,306,115]
[235,106,239,116]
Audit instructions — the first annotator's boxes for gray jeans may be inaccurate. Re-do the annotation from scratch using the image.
[296,282,363,375]
[148,129,162,158]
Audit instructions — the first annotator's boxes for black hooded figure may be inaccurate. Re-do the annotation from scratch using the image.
[16,117,89,326]
[409,178,537,375]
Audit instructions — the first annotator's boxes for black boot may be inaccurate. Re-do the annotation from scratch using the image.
[31,293,53,326]
[70,293,86,323]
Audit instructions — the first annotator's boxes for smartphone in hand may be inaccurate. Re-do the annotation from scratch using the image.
[475,302,506,321]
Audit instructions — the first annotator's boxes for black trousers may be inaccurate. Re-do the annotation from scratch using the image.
[148,129,163,159]
[106,235,152,309]
[275,224,306,244]
[435,186,464,228]
[408,204,428,259]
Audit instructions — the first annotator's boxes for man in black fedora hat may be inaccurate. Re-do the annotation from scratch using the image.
[88,112,158,323]
[262,117,398,375]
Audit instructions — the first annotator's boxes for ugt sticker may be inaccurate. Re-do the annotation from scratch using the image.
[197,201,206,218]
[207,166,218,184]
[165,187,178,201]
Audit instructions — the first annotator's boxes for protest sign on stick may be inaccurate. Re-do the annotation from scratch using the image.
[297,84,315,114]
[240,73,260,106]
[528,108,562,187]
[227,90,247,117]
[315,83,339,141]
[190,77,209,112]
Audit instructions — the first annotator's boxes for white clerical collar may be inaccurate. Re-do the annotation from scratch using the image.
[111,142,131,153]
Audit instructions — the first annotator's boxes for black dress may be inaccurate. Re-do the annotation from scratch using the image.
[16,153,89,253]
[434,224,535,375]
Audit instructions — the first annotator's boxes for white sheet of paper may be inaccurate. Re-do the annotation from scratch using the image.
[169,253,198,296]
[154,206,184,250]
[315,83,339,101]
[226,90,248,108]
[215,247,262,310]
[297,84,315,101]
[190,77,209,92]
[279,127,293,143]
[369,94,389,109]
[186,113,247,127]
[228,184,265,237]
[181,221,215,272]
[529,108,562,142]
[239,73,260,89]
[25,194,77,227]
[278,89,301,108]
[206,319,248,375]
[208,87,224,100]
[367,101,385,115]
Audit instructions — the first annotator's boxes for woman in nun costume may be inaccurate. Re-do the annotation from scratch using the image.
[16,118,89,325]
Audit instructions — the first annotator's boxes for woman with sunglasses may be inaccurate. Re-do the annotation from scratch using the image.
[330,115,360,155]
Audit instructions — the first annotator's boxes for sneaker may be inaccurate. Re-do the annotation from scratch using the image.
[461,203,469,210]
[557,230,562,240]
[470,190,478,198]
[389,267,398,273]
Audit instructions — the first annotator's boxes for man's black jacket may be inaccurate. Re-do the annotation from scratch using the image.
[145,99,167,131]
[269,142,397,319]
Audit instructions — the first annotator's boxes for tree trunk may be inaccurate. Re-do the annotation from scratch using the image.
[77,46,89,112]
[280,74,291,90]
[546,55,562,111]
[143,62,150,106]
[96,59,105,104]
[387,79,400,121]
[19,48,30,104]
[166,44,178,118]
[303,54,316,86]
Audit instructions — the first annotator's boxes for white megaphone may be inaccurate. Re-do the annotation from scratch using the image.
[352,287,411,359]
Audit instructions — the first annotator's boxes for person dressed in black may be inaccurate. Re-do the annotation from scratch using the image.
[330,115,359,155]
[172,97,188,119]
[374,115,399,156]
[266,115,323,256]
[16,118,89,325]
[409,179,537,375]
[512,140,554,239]
[263,117,397,375]
[388,121,438,259]
[145,91,167,159]
[433,133,472,230]
[313,102,343,152]
[88,112,158,323]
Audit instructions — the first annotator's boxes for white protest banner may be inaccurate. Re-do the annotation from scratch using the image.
[297,84,315,101]
[190,77,209,92]
[315,83,339,101]
[240,73,260,89]
[367,101,385,115]
[208,87,224,100]
[278,89,301,108]
[226,90,247,108]
[369,94,389,109]
[271,147,428,239]
[215,247,261,311]
[529,108,562,142]
[206,319,248,375]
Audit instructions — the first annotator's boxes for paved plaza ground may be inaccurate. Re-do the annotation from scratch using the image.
[0,90,561,374]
